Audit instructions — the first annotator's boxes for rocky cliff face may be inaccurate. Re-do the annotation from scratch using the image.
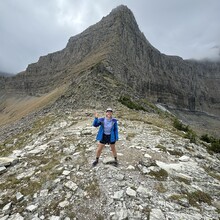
[1,5,219,116]
[99,6,220,115]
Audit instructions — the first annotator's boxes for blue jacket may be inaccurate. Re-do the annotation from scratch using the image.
[93,117,119,142]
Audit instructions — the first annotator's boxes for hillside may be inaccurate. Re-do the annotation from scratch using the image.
[0,106,220,219]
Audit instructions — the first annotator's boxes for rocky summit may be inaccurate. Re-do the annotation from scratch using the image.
[0,4,220,220]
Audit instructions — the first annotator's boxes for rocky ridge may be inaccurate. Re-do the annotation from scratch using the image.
[0,107,219,219]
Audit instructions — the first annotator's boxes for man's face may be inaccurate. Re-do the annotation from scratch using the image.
[106,110,113,118]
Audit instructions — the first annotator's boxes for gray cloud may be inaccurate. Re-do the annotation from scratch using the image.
[0,0,220,74]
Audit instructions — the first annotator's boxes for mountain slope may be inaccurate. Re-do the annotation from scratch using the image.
[0,107,219,219]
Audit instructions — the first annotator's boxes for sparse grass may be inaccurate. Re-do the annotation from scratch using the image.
[169,193,187,201]
[154,182,167,193]
[46,199,63,216]
[168,191,213,209]
[119,96,146,111]
[84,178,101,198]
[142,206,151,219]
[0,85,67,127]
[173,118,197,143]
[20,179,42,196]
[126,132,136,141]
[155,144,167,152]
[167,149,184,156]
[201,134,220,153]
[184,129,196,143]
[149,168,168,181]
[0,114,55,157]
[187,190,212,208]
[173,118,189,132]
[203,166,220,181]
[175,176,191,185]
[0,174,21,191]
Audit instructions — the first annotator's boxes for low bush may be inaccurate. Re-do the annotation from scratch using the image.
[200,134,220,153]
[173,118,196,143]
[119,96,146,111]
[187,190,212,208]
[173,118,189,132]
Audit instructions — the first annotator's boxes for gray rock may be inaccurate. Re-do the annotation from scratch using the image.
[26,204,38,212]
[103,157,115,164]
[59,200,69,208]
[64,181,78,191]
[150,208,165,220]
[115,208,128,220]
[2,202,12,213]
[16,192,24,201]
[8,213,24,220]
[179,155,190,162]
[175,173,193,182]
[62,170,71,176]
[0,166,7,174]
[137,185,151,197]
[113,190,124,200]
[126,187,136,197]
[0,157,19,167]
[213,200,220,209]
[48,216,60,220]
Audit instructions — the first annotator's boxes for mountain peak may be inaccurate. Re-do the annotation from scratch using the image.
[110,4,131,14]
[107,4,137,25]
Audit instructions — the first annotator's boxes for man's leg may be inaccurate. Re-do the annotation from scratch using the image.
[93,142,105,166]
[96,142,105,158]
[110,143,118,162]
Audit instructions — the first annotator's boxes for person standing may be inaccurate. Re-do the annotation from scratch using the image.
[92,108,119,167]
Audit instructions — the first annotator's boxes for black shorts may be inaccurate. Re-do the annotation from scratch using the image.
[100,134,115,145]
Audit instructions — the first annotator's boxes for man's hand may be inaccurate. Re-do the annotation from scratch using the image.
[94,112,98,118]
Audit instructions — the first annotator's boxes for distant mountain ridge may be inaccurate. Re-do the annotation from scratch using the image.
[0,5,220,135]
[0,71,13,77]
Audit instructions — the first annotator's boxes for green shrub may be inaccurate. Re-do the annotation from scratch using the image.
[119,96,146,111]
[209,140,220,153]
[201,134,212,143]
[149,168,168,181]
[200,134,220,153]
[173,118,196,143]
[187,190,212,208]
[173,118,189,132]
[184,129,196,143]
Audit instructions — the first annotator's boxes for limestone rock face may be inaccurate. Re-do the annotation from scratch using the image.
[0,5,220,115]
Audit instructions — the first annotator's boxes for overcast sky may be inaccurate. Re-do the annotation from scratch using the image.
[0,0,220,74]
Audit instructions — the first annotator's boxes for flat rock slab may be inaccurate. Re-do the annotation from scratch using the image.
[0,157,19,167]
[0,166,7,174]
[103,157,115,164]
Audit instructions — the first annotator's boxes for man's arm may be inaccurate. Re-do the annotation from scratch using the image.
[92,112,101,127]
[114,121,119,141]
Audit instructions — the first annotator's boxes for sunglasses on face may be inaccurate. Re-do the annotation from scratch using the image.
[106,110,113,113]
